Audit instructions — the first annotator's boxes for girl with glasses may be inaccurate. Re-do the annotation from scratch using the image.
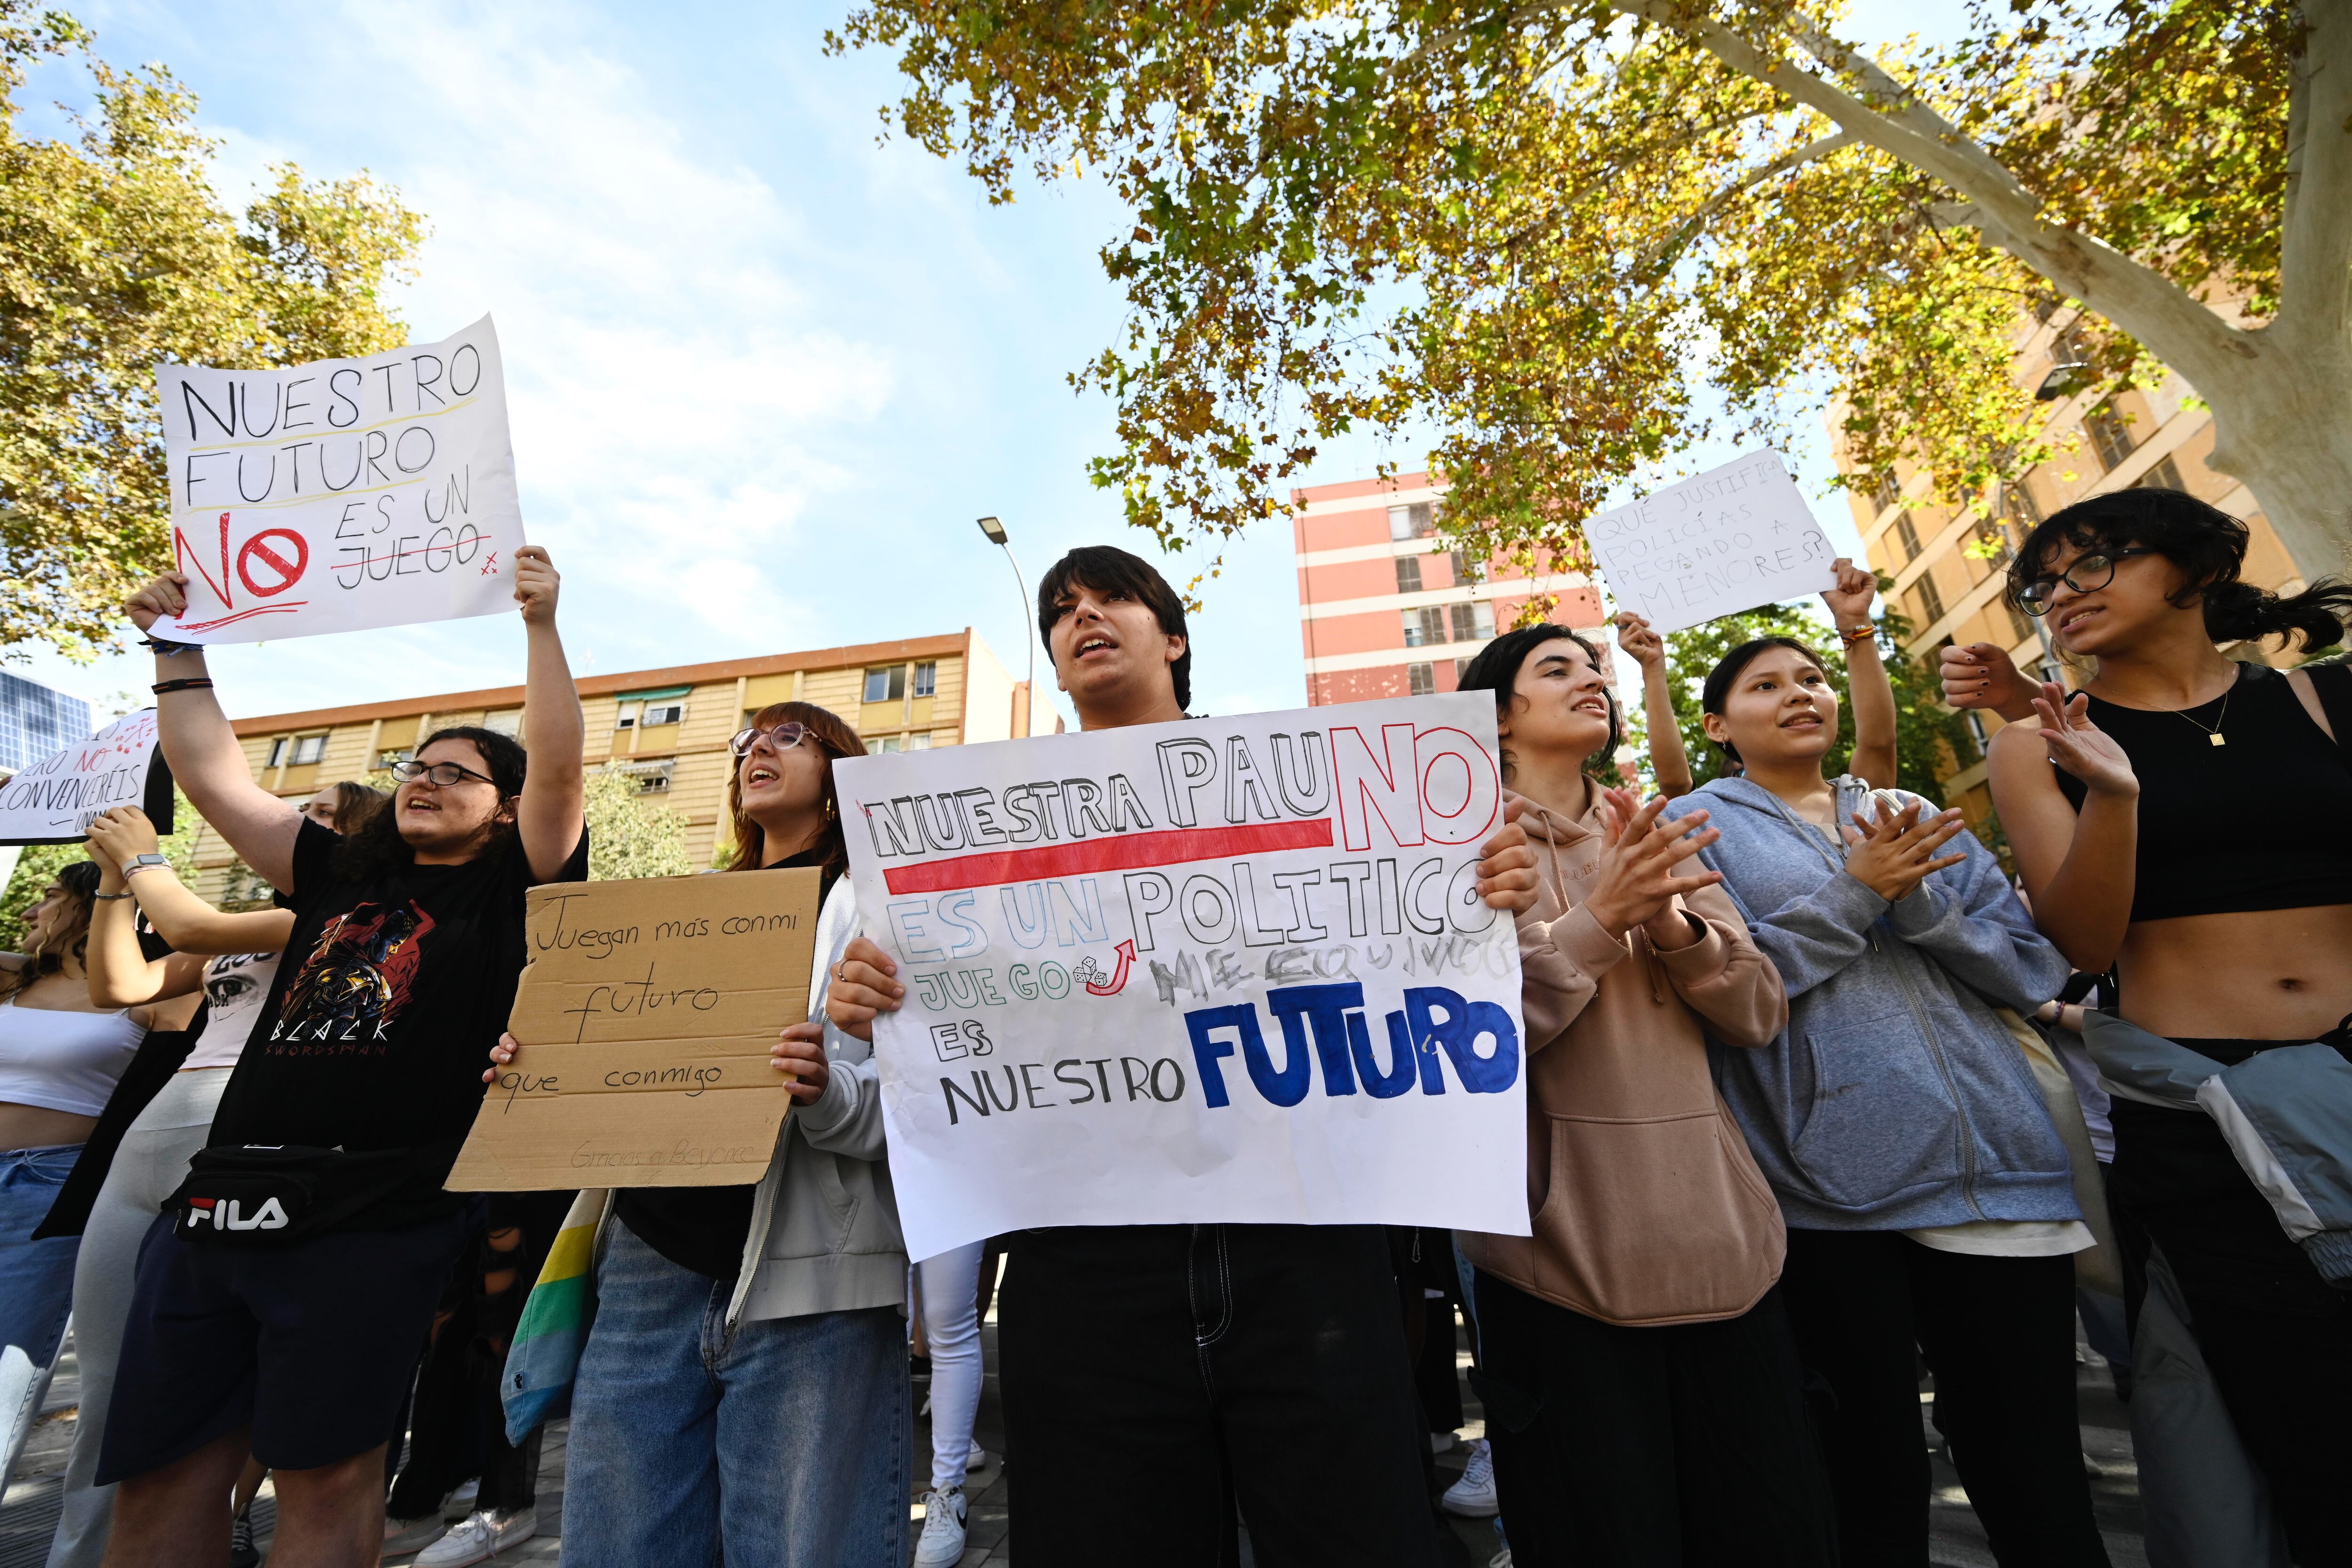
[1941,488,2352,1567]
[490,699,913,1568]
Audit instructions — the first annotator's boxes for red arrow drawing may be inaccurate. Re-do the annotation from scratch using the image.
[1085,939,1136,997]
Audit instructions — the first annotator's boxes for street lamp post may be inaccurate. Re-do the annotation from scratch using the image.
[976,516,1036,736]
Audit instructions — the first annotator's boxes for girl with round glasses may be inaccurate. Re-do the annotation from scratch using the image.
[1942,488,2352,1563]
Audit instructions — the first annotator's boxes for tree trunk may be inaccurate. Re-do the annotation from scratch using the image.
[2198,329,2352,584]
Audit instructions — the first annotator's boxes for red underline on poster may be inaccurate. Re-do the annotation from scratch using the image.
[881,819,1337,895]
[170,603,309,633]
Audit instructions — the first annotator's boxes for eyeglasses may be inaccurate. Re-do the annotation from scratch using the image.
[389,759,497,788]
[2016,547,2158,616]
[730,722,811,758]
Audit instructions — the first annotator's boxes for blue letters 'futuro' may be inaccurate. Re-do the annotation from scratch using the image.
[1184,984,1518,1109]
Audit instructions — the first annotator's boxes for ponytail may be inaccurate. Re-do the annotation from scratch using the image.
[2199,577,2352,652]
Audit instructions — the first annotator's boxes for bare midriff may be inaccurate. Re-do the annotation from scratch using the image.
[2118,902,2352,1041]
[0,1102,100,1153]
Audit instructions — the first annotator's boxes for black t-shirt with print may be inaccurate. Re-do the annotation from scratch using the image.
[613,848,837,1279]
[209,817,588,1210]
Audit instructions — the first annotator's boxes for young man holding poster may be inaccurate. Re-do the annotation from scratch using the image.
[96,549,586,1568]
[827,544,1539,1568]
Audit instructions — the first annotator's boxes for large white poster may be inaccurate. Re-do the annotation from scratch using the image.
[150,315,525,644]
[1585,449,1841,632]
[839,693,1530,1261]
[0,711,173,846]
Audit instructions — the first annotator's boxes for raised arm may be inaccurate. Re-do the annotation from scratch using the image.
[83,839,207,1006]
[125,576,302,891]
[511,546,586,882]
[85,807,295,957]
[1823,561,1896,790]
[1616,613,1692,797]
[1983,684,2139,971]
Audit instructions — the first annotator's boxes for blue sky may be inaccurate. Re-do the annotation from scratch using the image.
[11,0,1951,729]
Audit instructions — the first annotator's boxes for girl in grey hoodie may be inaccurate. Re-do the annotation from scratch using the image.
[1660,620,2106,1568]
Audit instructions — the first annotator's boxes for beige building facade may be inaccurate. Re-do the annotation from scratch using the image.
[196,629,1030,891]
[1834,307,2307,831]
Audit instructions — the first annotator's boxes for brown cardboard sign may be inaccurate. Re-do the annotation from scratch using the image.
[447,867,821,1190]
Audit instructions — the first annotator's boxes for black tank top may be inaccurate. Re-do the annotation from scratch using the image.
[2053,662,2352,921]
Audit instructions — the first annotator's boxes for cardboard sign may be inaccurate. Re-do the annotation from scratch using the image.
[0,711,175,847]
[446,867,821,1191]
[1584,449,1841,633]
[150,315,526,645]
[839,692,1530,1262]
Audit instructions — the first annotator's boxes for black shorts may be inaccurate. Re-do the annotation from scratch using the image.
[98,1205,474,1482]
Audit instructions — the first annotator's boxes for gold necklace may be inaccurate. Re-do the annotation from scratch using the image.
[2172,683,2233,748]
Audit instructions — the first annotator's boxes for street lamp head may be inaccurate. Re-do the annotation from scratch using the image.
[976,515,1009,546]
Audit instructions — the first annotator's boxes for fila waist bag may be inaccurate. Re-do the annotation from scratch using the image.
[167,1142,452,1245]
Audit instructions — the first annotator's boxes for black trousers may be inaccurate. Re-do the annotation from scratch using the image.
[1470,1271,1836,1568]
[1001,1223,1437,1568]
[2109,1094,2352,1568]
[1779,1229,2108,1568]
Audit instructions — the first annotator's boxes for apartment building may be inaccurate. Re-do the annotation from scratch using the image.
[197,629,1031,890]
[0,671,91,776]
[1292,470,1606,705]
[1836,307,2304,827]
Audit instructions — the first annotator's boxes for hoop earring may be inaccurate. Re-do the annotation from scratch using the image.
[824,796,837,821]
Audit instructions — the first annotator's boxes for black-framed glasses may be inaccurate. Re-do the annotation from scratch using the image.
[389,758,497,788]
[2016,547,2158,616]
[731,722,811,758]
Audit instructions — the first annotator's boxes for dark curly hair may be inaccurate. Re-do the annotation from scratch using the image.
[2007,487,2352,651]
[2,860,101,999]
[1455,624,1621,783]
[333,725,528,882]
[1700,637,1832,770]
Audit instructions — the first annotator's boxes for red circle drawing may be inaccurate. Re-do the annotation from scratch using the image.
[237,529,310,597]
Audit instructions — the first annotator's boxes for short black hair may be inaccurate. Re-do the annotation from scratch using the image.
[1456,624,1620,776]
[2008,487,2352,651]
[1701,637,1829,769]
[1036,545,1192,710]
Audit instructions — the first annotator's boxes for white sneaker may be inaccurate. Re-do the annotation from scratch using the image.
[383,1513,447,1555]
[412,1508,536,1567]
[1444,1438,1499,1518]
[1488,1551,1513,1568]
[443,1479,480,1522]
[913,1487,968,1568]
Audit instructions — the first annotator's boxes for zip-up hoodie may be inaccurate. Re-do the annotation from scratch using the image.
[1661,777,2077,1232]
[1458,790,1790,1327]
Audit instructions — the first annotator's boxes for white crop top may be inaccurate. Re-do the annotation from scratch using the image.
[0,995,146,1118]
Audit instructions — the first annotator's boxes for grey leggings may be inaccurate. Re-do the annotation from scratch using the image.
[45,1070,228,1568]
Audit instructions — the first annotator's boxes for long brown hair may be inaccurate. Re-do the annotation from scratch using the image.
[1,861,101,1000]
[723,701,865,881]
[331,780,389,834]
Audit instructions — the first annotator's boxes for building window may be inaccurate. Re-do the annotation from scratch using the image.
[863,666,906,703]
[1910,572,1946,627]
[1449,601,1494,642]
[266,737,289,768]
[2002,477,2043,530]
[614,702,637,731]
[1394,556,1423,594]
[1965,711,1989,759]
[290,734,327,766]
[1872,474,1901,514]
[2137,455,2186,493]
[1407,662,1435,696]
[2005,595,2035,644]
[1449,549,1483,584]
[871,735,905,753]
[1387,501,1436,541]
[1402,607,1446,647]
[642,702,684,727]
[483,709,523,737]
[634,763,674,794]
[1454,657,1474,684]
[912,662,938,699]
[1894,514,1921,563]
[2083,403,2136,471]
[909,733,935,749]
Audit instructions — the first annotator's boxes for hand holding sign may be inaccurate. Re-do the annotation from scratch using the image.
[489,1019,833,1103]
[1584,450,1841,634]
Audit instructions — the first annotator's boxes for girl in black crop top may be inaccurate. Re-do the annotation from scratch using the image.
[1945,487,2352,1565]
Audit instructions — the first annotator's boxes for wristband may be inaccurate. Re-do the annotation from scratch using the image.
[1837,624,1876,647]
[151,677,214,695]
[92,891,134,901]
[141,637,202,656]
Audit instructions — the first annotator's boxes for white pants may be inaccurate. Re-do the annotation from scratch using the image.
[46,1070,230,1568]
[914,1243,985,1493]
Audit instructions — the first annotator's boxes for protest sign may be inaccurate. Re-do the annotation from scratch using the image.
[1584,449,1841,633]
[839,692,1529,1262]
[149,315,525,645]
[446,867,821,1191]
[0,711,174,846]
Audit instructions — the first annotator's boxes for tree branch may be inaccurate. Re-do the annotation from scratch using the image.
[2277,0,2352,339]
[1635,128,1857,274]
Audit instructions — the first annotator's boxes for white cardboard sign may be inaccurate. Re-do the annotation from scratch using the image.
[839,693,1531,1262]
[0,711,173,846]
[1585,449,1840,633]
[150,315,525,644]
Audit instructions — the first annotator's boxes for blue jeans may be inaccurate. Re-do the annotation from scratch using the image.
[562,1222,909,1568]
[0,1145,84,1367]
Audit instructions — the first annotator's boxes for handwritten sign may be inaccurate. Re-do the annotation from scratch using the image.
[0,711,174,847]
[1584,449,1840,633]
[840,693,1530,1262]
[150,315,526,645]
[446,867,821,1190]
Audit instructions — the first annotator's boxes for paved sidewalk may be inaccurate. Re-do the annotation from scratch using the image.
[2,1308,2149,1567]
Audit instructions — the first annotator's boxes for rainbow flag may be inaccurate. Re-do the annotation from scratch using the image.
[501,1189,610,1445]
